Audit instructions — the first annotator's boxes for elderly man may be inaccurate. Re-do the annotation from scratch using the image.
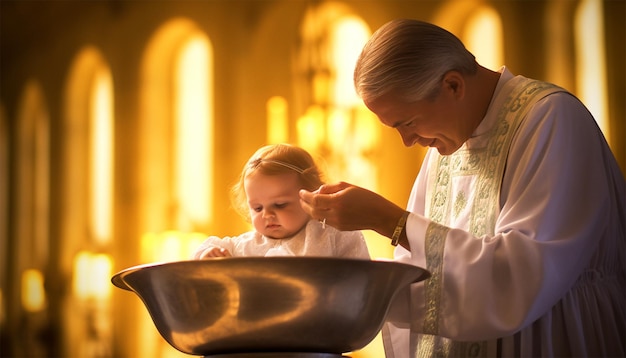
[300,19,625,357]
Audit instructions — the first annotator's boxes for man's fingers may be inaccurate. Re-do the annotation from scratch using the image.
[317,182,349,194]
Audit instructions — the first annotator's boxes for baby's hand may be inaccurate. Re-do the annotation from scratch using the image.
[198,247,232,259]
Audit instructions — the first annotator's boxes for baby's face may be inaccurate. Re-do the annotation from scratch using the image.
[245,172,310,239]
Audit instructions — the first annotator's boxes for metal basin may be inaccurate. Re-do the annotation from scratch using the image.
[111,257,429,356]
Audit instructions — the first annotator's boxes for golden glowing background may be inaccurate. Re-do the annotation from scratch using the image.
[1,0,624,357]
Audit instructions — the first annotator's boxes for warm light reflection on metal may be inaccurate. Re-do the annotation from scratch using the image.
[176,36,213,227]
[575,0,608,136]
[90,68,114,245]
[267,96,288,144]
[72,251,113,301]
[464,7,503,70]
[167,267,318,347]
[21,269,46,312]
[141,231,206,263]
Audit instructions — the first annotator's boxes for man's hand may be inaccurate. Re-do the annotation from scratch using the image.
[299,182,405,238]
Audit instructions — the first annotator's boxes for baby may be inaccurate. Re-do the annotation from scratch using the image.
[193,143,370,259]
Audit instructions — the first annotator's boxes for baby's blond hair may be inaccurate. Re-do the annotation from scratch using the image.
[230,143,324,220]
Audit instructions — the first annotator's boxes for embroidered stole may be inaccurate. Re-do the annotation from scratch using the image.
[415,77,564,358]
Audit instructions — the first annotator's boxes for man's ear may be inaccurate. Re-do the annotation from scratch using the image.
[442,71,465,99]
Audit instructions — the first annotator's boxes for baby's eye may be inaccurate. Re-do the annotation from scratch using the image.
[274,203,287,209]
[252,206,262,212]
[404,120,415,127]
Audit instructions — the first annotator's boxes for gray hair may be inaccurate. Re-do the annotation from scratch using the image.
[354,19,477,103]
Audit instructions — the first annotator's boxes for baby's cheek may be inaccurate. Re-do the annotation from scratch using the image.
[251,215,265,231]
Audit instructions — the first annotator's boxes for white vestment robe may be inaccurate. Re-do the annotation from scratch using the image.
[383,67,625,357]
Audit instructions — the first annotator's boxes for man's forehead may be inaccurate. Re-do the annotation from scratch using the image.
[364,96,405,128]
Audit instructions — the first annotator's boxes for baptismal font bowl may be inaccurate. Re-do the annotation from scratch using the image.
[111,257,429,356]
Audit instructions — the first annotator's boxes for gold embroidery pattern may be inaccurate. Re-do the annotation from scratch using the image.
[421,78,563,358]
[428,156,450,225]
[473,79,560,236]
[417,334,451,358]
[423,222,449,335]
[419,222,451,358]
[450,148,483,176]
[453,191,467,218]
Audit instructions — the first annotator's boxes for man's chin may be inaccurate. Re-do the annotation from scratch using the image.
[437,145,463,156]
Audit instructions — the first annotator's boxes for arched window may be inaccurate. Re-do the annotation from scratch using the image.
[62,46,115,253]
[62,46,114,357]
[295,4,378,189]
[174,36,213,230]
[12,81,50,357]
[90,67,114,245]
[463,7,504,69]
[434,1,504,70]
[575,0,609,137]
[137,18,214,358]
[139,18,214,264]
[547,0,613,161]
[16,81,49,275]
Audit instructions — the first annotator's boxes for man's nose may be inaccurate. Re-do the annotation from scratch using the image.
[399,130,415,147]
